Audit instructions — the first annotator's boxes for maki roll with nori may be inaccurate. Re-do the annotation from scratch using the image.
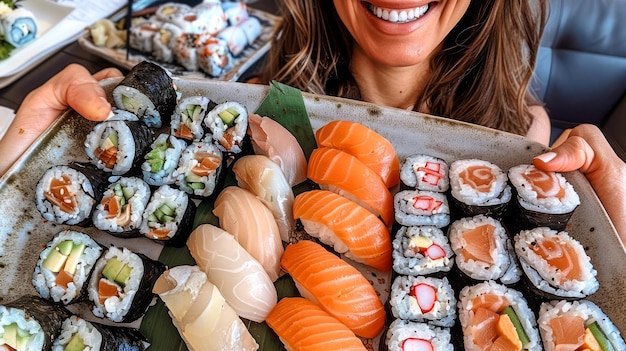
[173,140,225,198]
[35,162,107,226]
[112,61,178,128]
[87,246,165,323]
[85,120,154,176]
[203,101,248,154]
[538,300,626,351]
[392,225,454,276]
[400,154,449,192]
[389,276,457,328]
[52,315,149,351]
[93,177,151,237]
[141,133,186,187]
[140,185,196,247]
[385,319,454,351]
[171,96,213,141]
[0,7,37,48]
[514,227,599,299]
[0,295,70,351]
[33,230,103,305]
[394,190,450,228]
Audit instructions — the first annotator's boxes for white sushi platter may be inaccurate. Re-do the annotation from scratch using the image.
[0,77,625,350]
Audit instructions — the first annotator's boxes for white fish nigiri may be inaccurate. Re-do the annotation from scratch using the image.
[232,155,295,242]
[187,224,277,322]
[153,265,259,351]
[213,186,284,281]
[247,113,307,187]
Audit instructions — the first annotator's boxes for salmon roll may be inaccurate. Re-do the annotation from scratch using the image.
[538,300,626,351]
[392,226,454,276]
[400,154,449,192]
[93,177,151,236]
[386,319,454,351]
[458,281,542,351]
[514,227,599,299]
[172,140,225,198]
[170,96,212,142]
[448,215,521,285]
[203,101,248,154]
[389,276,457,328]
[394,190,450,228]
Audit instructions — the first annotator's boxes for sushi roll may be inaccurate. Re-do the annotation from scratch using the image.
[52,315,149,351]
[32,230,104,305]
[386,319,454,351]
[172,140,225,198]
[222,1,250,26]
[537,300,626,351]
[389,276,457,328]
[392,226,454,276]
[92,177,151,236]
[448,215,521,285]
[394,190,450,228]
[203,100,248,154]
[141,133,186,187]
[170,96,212,141]
[0,295,70,351]
[154,2,192,24]
[140,185,196,247]
[172,32,211,72]
[112,61,178,128]
[238,16,262,45]
[514,227,599,299]
[458,281,542,351]
[449,159,512,219]
[197,37,232,78]
[151,23,183,64]
[87,246,165,323]
[399,154,449,192]
[192,2,228,35]
[0,7,37,48]
[508,164,580,231]
[128,18,162,53]
[35,162,107,226]
[84,119,154,175]
[217,24,248,56]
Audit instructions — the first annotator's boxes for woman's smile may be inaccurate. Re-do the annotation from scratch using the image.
[367,3,431,23]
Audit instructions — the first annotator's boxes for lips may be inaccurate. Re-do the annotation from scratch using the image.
[367,3,430,23]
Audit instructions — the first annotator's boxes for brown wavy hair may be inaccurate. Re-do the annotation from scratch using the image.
[259,0,547,135]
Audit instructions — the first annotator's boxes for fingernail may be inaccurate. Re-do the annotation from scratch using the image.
[534,151,557,163]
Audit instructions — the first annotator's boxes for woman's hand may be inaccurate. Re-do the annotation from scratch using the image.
[0,64,123,176]
[533,124,626,240]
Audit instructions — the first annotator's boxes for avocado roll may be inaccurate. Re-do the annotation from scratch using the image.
[173,141,225,198]
[84,120,154,176]
[399,154,449,192]
[112,61,178,128]
[0,295,70,351]
[394,190,450,228]
[392,225,454,276]
[35,162,107,226]
[140,185,196,247]
[87,246,165,323]
[170,96,212,142]
[203,101,248,154]
[389,276,457,328]
[33,230,104,305]
[52,315,149,351]
[141,133,186,187]
[385,319,454,351]
[93,177,151,237]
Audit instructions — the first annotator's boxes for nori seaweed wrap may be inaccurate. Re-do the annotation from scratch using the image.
[112,61,178,128]
[52,315,149,351]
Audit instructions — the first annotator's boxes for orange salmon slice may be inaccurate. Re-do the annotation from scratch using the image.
[472,307,499,348]
[549,315,585,350]
[471,293,509,313]
[44,175,77,213]
[460,165,495,192]
[522,168,566,199]
[191,153,220,176]
[462,224,496,264]
[530,237,582,281]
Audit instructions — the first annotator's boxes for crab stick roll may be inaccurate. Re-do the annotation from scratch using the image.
[508,164,580,231]
[93,177,151,236]
[392,226,454,276]
[385,319,454,351]
[389,276,457,328]
[514,227,599,299]
[0,295,69,351]
[458,281,542,351]
[197,37,232,78]
[203,100,248,154]
[400,154,449,192]
[52,315,149,351]
[449,215,521,285]
[141,133,186,186]
[88,246,165,323]
[173,141,225,198]
[538,300,626,351]
[35,162,107,226]
[170,96,212,142]
[140,185,196,247]
[394,190,450,228]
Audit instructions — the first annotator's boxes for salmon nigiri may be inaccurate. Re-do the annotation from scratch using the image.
[293,190,391,272]
[281,240,386,338]
[315,120,400,188]
[266,297,367,351]
[307,147,394,227]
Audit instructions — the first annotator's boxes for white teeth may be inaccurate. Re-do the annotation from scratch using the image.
[369,4,430,23]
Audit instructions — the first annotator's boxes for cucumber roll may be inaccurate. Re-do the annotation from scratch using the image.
[33,230,104,305]
[87,246,166,323]
[140,185,196,247]
[141,133,186,186]
[173,141,225,198]
[52,315,149,351]
[385,319,454,351]
[0,7,37,48]
[458,281,542,351]
[93,177,151,236]
[392,226,454,276]
[399,154,449,192]
[112,61,178,128]
[171,96,212,142]
[394,190,450,228]
[538,300,626,351]
[84,120,154,176]
[35,162,107,226]
[204,101,248,154]
[0,295,70,351]
[514,227,599,299]
[389,276,457,328]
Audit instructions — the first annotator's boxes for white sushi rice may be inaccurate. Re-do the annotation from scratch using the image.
[142,133,186,186]
[203,101,248,153]
[389,276,457,327]
[392,226,454,276]
[140,185,188,240]
[449,159,511,206]
[400,154,449,192]
[52,316,102,351]
[394,190,450,227]
[84,120,136,175]
[514,227,599,298]
[173,141,222,197]
[508,164,580,214]
[386,319,454,351]
[0,306,44,351]
[93,177,151,233]
[171,96,211,141]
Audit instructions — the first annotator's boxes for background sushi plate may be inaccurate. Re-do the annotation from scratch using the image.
[0,77,624,348]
